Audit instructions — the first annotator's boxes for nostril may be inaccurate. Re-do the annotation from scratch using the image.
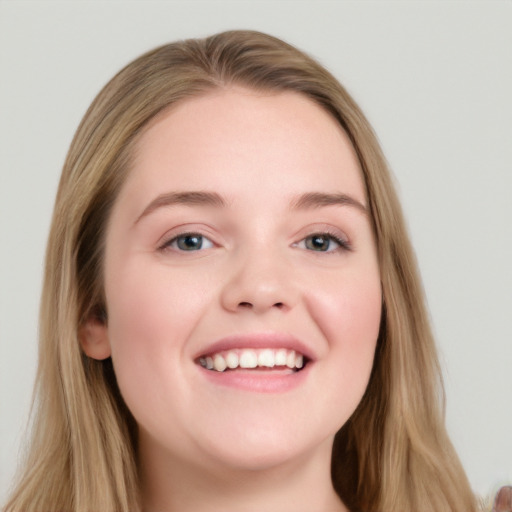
[235,301,286,310]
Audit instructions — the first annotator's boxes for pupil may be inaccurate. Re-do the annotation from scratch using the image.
[310,235,328,251]
[179,235,202,250]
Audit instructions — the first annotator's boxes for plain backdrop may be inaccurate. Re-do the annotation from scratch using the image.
[1,0,511,504]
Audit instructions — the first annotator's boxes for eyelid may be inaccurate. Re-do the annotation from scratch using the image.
[293,226,352,253]
[156,223,351,254]
[169,233,214,251]
[157,225,218,252]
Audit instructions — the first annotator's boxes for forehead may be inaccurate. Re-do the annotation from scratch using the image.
[121,87,366,212]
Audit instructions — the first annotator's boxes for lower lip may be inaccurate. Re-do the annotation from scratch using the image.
[198,364,311,393]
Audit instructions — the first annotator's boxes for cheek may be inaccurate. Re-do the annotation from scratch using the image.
[106,260,210,346]
[306,266,382,384]
[293,265,382,436]
[102,261,219,434]
[308,264,381,341]
[103,261,214,394]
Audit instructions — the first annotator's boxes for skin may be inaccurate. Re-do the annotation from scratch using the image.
[81,87,382,512]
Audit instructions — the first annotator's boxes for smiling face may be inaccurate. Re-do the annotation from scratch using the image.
[82,87,382,477]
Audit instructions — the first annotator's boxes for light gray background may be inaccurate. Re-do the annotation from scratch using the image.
[1,0,511,504]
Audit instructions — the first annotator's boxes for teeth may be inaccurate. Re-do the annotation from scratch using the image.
[239,350,258,368]
[213,354,227,372]
[275,349,287,366]
[199,348,306,372]
[258,349,275,368]
[286,350,296,369]
[225,351,239,369]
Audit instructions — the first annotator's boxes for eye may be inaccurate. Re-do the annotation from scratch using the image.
[162,233,214,252]
[298,233,350,253]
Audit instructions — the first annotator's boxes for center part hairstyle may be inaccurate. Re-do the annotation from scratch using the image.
[4,30,477,512]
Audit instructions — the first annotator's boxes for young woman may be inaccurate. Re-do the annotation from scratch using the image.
[4,30,479,512]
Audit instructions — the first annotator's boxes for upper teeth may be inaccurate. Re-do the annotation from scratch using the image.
[199,348,304,372]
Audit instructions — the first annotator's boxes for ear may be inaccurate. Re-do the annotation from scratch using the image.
[79,314,111,360]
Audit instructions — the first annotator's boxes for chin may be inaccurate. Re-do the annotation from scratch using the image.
[195,421,334,473]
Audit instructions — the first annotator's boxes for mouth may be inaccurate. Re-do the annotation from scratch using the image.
[196,347,308,373]
[193,334,314,392]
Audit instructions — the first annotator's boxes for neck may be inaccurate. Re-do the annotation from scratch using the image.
[139,434,348,512]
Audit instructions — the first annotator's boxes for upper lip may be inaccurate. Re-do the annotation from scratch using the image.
[193,332,316,362]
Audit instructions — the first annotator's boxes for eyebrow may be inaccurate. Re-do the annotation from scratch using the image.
[135,189,367,224]
[135,191,227,224]
[291,192,368,214]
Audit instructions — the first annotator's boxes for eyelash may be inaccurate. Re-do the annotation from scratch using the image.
[159,230,351,254]
[160,232,215,252]
[296,231,351,253]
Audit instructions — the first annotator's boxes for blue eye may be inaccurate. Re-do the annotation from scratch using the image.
[165,233,214,251]
[301,233,349,252]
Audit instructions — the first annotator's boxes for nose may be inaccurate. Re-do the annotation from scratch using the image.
[220,248,298,314]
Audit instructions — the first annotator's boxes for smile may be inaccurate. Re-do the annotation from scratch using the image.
[198,348,306,372]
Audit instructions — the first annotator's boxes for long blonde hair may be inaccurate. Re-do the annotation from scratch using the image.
[4,30,477,512]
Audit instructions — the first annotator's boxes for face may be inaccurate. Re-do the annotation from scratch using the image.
[86,87,382,474]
